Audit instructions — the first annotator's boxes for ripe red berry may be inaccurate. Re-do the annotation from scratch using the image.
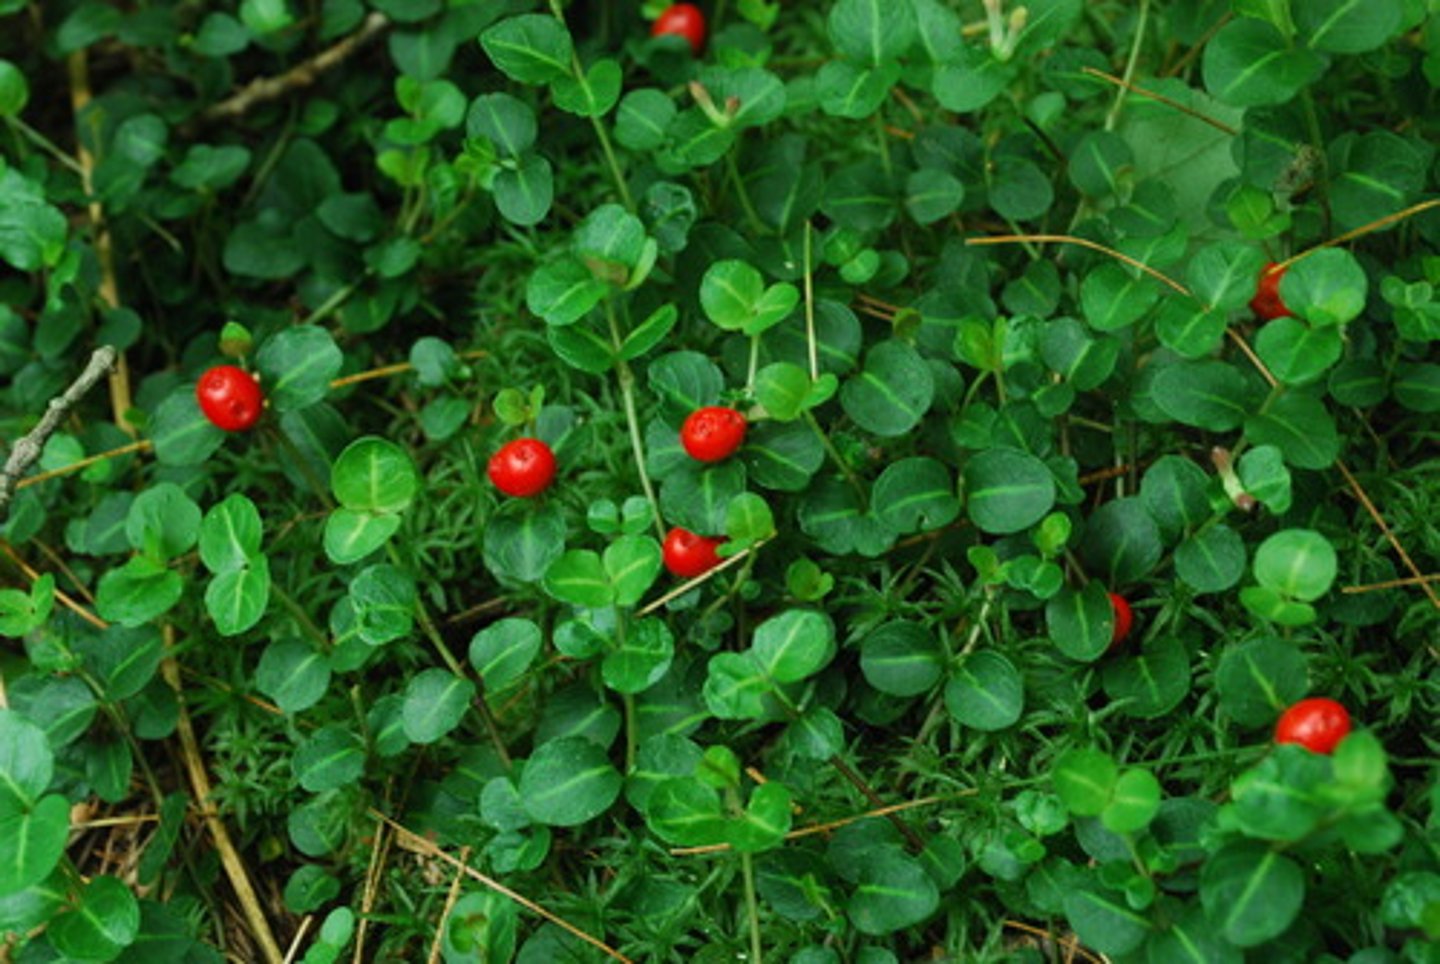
[1275,698,1352,755]
[662,527,724,578]
[488,438,557,498]
[1107,593,1133,651]
[1250,262,1293,320]
[652,3,706,55]
[195,365,264,432]
[680,406,747,463]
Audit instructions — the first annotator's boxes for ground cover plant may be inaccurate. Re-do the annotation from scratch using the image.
[1,0,1440,960]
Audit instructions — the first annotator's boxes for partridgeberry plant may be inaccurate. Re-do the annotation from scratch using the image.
[1,0,1439,962]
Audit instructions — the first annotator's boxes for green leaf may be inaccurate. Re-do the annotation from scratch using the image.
[817,60,900,120]
[401,669,474,744]
[526,258,608,327]
[752,609,835,683]
[847,852,939,935]
[126,482,201,560]
[1138,455,1211,540]
[725,492,776,546]
[1187,241,1267,310]
[828,0,916,66]
[329,438,417,515]
[700,260,799,336]
[1244,392,1339,469]
[493,153,553,226]
[1061,876,1151,956]
[1200,842,1305,947]
[1081,263,1159,332]
[646,777,727,845]
[199,494,263,573]
[604,535,662,607]
[1046,582,1114,662]
[1152,360,1256,431]
[469,618,542,692]
[1202,18,1326,107]
[174,143,253,192]
[0,794,68,897]
[1278,248,1367,327]
[0,709,52,812]
[293,725,366,793]
[1102,636,1191,719]
[205,560,271,636]
[0,59,30,117]
[1101,768,1161,833]
[944,651,1024,731]
[1255,318,1343,385]
[551,58,622,118]
[659,462,747,537]
[904,168,964,225]
[703,651,772,720]
[543,550,616,608]
[480,14,573,85]
[96,556,183,627]
[149,389,225,466]
[484,502,566,585]
[614,89,675,151]
[840,340,934,437]
[1053,747,1118,816]
[964,448,1057,535]
[323,509,401,565]
[872,458,959,533]
[466,92,536,156]
[602,618,673,694]
[1176,525,1247,593]
[256,325,342,413]
[519,736,622,827]
[1393,362,1440,413]
[1215,636,1308,727]
[1296,0,1404,53]
[47,874,140,961]
[255,638,331,714]
[860,621,942,697]
[1252,528,1336,601]
[932,46,1014,113]
[0,166,68,271]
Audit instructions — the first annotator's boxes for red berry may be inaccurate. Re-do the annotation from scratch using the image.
[1107,593,1133,651]
[488,438,557,498]
[652,3,706,55]
[680,406,747,463]
[662,527,724,578]
[1250,262,1293,320]
[1274,698,1352,755]
[195,365,264,432]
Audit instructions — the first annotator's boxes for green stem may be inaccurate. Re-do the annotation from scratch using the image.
[726,149,766,236]
[7,116,85,175]
[623,692,638,773]
[745,334,761,396]
[873,112,892,179]
[606,302,665,539]
[741,851,763,964]
[590,115,635,212]
[1104,0,1150,132]
[271,582,331,651]
[803,220,818,381]
[804,410,866,505]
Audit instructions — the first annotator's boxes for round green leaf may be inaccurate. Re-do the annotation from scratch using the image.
[1278,249,1367,327]
[1215,636,1309,727]
[1101,768,1161,833]
[753,609,835,683]
[1045,582,1114,662]
[330,437,419,514]
[469,618,542,692]
[859,622,943,697]
[1253,528,1337,601]
[1200,842,1305,947]
[847,852,939,936]
[256,325,342,413]
[519,736,622,827]
[255,638,331,714]
[1101,635,1191,719]
[484,501,566,585]
[1176,524,1246,594]
[872,458,959,533]
[0,709,52,812]
[48,875,140,960]
[480,14,573,85]
[1053,747,1118,817]
[963,448,1056,535]
[0,59,30,117]
[198,494,263,573]
[293,724,365,793]
[1202,19,1325,107]
[944,651,1024,731]
[401,669,474,744]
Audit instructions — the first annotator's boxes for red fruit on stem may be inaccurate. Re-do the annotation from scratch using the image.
[680,406,747,462]
[488,438,557,498]
[1250,262,1293,320]
[1108,593,1133,650]
[652,3,706,55]
[1275,698,1352,755]
[662,527,724,578]
[196,365,264,432]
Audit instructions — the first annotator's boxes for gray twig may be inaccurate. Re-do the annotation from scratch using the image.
[0,346,118,519]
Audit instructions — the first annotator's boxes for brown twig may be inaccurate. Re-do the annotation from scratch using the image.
[0,347,117,519]
[1080,66,1238,135]
[162,626,285,964]
[425,846,472,964]
[1342,574,1440,594]
[637,538,770,616]
[373,810,634,964]
[200,14,390,124]
[965,234,1193,296]
[68,54,135,438]
[1274,199,1440,272]
[671,794,961,856]
[0,541,107,631]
